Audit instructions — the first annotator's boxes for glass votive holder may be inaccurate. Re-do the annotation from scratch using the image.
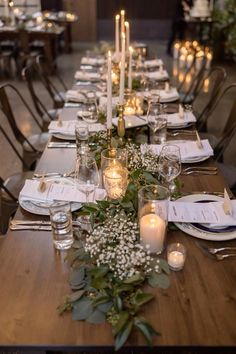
[103,164,128,200]
[167,243,186,271]
[138,185,170,254]
[101,148,128,173]
[124,91,136,116]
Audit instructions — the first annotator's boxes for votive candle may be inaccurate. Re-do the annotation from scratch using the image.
[140,214,166,254]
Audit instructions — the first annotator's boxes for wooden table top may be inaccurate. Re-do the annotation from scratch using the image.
[1,108,236,351]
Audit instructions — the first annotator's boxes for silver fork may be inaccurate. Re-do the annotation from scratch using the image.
[216,253,236,260]
[168,130,195,137]
[182,170,217,175]
[33,170,75,178]
[208,246,236,254]
[182,166,217,172]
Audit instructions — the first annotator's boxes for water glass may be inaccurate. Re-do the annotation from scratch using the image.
[75,122,89,156]
[147,100,167,144]
[138,185,170,254]
[158,144,181,191]
[49,202,73,250]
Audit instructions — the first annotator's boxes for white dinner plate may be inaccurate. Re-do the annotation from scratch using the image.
[19,177,81,216]
[167,122,195,129]
[174,194,236,241]
[52,133,75,141]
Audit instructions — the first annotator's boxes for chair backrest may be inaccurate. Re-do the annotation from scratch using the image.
[36,55,67,104]
[22,64,53,122]
[0,84,41,152]
[198,83,236,133]
[194,67,227,125]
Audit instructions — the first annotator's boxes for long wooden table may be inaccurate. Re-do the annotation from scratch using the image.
[1,107,236,352]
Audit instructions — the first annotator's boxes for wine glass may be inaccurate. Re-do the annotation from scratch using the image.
[158,144,181,192]
[147,99,167,144]
[75,154,100,203]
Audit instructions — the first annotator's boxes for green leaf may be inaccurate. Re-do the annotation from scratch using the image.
[86,309,106,324]
[72,297,93,321]
[96,200,110,209]
[114,284,133,294]
[89,266,109,279]
[143,171,159,184]
[97,301,113,313]
[133,292,154,307]
[69,267,85,287]
[67,290,85,303]
[123,273,144,285]
[91,276,108,290]
[113,311,130,336]
[115,320,133,351]
[158,259,170,275]
[114,296,123,311]
[93,294,110,307]
[148,273,170,289]
[134,317,159,345]
[130,169,142,180]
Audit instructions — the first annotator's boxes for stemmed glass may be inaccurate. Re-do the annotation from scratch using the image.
[75,154,100,203]
[147,99,167,144]
[158,144,181,192]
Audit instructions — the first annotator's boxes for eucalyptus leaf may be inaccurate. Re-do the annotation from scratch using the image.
[158,259,170,275]
[96,200,110,209]
[143,171,159,184]
[115,320,133,351]
[123,273,144,285]
[114,295,123,311]
[93,294,110,307]
[133,292,154,307]
[97,301,113,313]
[67,290,85,303]
[134,317,159,345]
[69,267,85,287]
[113,311,130,336]
[72,297,93,321]
[89,266,109,279]
[148,273,170,289]
[86,309,106,324]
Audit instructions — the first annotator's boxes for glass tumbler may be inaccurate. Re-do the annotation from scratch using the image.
[49,201,73,250]
[138,185,170,254]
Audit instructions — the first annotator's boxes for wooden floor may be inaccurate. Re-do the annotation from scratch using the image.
[0,40,236,182]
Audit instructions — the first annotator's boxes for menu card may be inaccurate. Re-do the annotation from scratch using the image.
[169,200,236,226]
[20,180,106,203]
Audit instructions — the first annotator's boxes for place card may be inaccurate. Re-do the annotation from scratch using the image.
[20,180,106,203]
[168,200,236,225]
[223,188,233,215]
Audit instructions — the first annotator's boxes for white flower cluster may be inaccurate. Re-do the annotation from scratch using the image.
[85,212,160,280]
[126,143,158,172]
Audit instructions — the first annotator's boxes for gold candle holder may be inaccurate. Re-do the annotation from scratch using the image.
[107,128,112,150]
[117,103,125,139]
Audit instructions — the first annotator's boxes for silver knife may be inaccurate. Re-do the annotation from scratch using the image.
[10,225,52,231]
[11,220,79,226]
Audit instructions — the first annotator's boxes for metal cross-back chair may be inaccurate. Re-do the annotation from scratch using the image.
[197,83,236,149]
[193,66,227,123]
[0,84,50,170]
[22,64,61,131]
[36,55,67,109]
[0,123,34,234]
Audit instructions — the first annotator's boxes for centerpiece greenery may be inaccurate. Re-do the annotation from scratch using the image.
[59,125,182,350]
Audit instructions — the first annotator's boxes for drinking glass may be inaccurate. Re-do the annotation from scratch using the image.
[82,97,98,124]
[158,144,181,191]
[49,202,73,250]
[75,154,100,203]
[147,99,167,144]
[75,122,89,156]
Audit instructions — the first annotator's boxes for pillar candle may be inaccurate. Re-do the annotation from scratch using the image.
[125,21,130,52]
[119,32,126,105]
[107,51,112,129]
[120,10,125,35]
[128,46,133,91]
[115,15,120,55]
[140,214,166,254]
[4,0,9,18]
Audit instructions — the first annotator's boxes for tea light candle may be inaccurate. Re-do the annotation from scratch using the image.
[103,165,128,200]
[140,214,166,254]
[168,251,185,270]
[186,54,194,68]
[167,243,186,271]
[179,54,186,68]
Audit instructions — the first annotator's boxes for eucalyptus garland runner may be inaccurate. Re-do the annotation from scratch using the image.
[58,167,171,350]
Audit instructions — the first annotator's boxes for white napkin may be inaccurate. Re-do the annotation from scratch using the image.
[169,200,236,226]
[143,70,169,81]
[167,112,196,125]
[48,120,106,135]
[99,96,120,107]
[20,179,106,204]
[65,90,87,103]
[74,71,101,81]
[144,59,163,68]
[81,57,105,66]
[142,88,179,103]
[112,115,147,128]
[141,139,213,160]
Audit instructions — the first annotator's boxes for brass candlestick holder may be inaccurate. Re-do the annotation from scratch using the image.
[107,128,112,150]
[117,103,125,139]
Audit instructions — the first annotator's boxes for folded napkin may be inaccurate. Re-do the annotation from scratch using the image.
[20,179,106,204]
[65,90,87,103]
[99,96,120,107]
[142,88,179,103]
[168,200,236,226]
[167,112,196,125]
[48,120,106,135]
[141,139,214,160]
[81,57,105,66]
[112,115,147,128]
[74,71,101,81]
[144,59,163,68]
[143,70,169,81]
